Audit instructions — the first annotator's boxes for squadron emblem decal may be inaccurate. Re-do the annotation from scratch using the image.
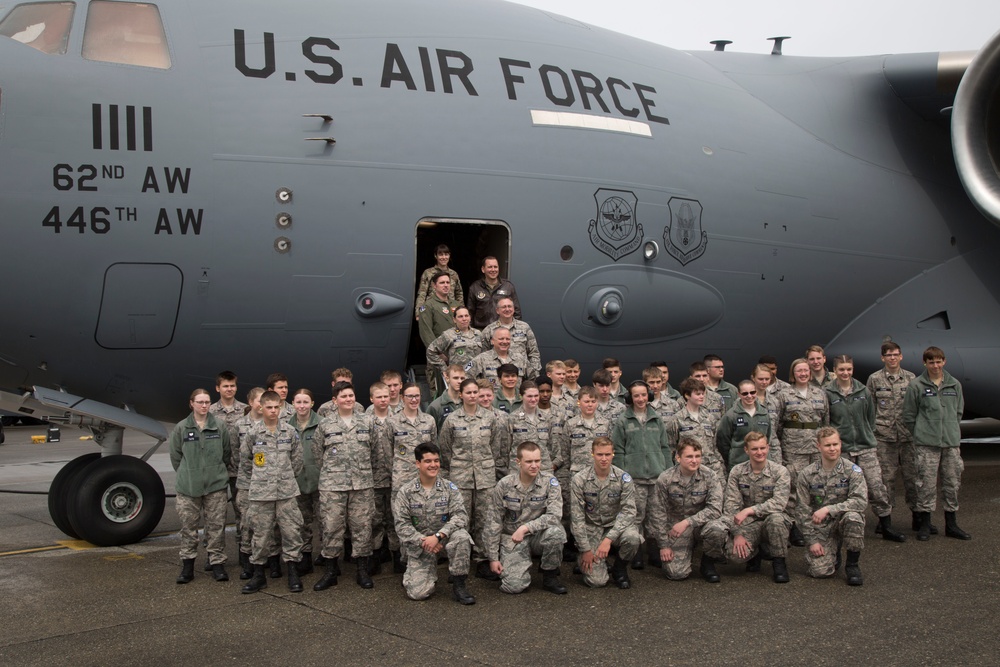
[588,189,643,261]
[664,197,707,265]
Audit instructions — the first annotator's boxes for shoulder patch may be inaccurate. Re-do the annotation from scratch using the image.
[852,464,862,473]
[418,305,426,312]
[621,472,632,483]
[548,476,560,487]
[449,482,458,490]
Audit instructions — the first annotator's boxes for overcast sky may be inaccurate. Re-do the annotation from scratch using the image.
[510,0,1000,57]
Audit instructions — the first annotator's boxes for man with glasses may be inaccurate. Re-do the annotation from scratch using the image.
[481,297,540,380]
[703,355,738,413]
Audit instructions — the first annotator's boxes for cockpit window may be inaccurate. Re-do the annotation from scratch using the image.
[82,1,170,69]
[0,2,75,55]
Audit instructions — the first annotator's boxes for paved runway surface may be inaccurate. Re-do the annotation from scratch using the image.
[1,425,997,666]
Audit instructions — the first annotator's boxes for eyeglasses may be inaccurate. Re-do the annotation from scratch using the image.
[739,391,756,396]
[192,400,211,405]
[403,394,422,400]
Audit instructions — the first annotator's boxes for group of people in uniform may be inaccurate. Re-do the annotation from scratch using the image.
[167,252,971,602]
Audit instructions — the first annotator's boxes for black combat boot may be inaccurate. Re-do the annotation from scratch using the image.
[745,552,763,573]
[630,551,644,570]
[610,556,631,589]
[391,550,406,574]
[541,567,568,594]
[313,558,339,591]
[297,553,314,575]
[475,560,499,580]
[788,523,806,547]
[944,511,972,540]
[367,551,382,576]
[699,554,720,583]
[241,565,267,594]
[912,510,939,535]
[833,549,842,572]
[771,557,789,583]
[916,512,932,541]
[204,559,213,572]
[287,562,303,593]
[356,557,375,588]
[452,575,476,605]
[878,515,907,542]
[314,553,327,566]
[845,550,863,586]
[239,551,253,580]
[646,540,661,567]
[267,554,282,578]
[176,558,195,584]
[211,563,229,582]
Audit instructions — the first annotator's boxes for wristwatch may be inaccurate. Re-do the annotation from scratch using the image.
[434,532,445,540]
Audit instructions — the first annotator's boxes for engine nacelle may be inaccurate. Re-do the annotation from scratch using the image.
[953,27,1000,226]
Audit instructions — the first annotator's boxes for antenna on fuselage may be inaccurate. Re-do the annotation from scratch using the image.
[767,36,790,55]
[710,40,732,52]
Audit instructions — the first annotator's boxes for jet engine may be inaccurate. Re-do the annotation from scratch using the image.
[952,27,1000,226]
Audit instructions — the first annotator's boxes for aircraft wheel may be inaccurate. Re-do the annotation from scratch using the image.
[47,453,101,538]
[66,455,166,546]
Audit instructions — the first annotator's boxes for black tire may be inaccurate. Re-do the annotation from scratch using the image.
[47,453,101,538]
[66,455,166,546]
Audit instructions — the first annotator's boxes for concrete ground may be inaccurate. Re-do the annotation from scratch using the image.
[0,425,997,666]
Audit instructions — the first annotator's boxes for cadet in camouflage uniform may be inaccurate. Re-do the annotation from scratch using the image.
[593,369,627,421]
[239,391,306,594]
[485,441,568,594]
[704,354,739,414]
[367,382,396,574]
[393,443,475,604]
[480,298,541,380]
[317,369,366,419]
[702,431,791,583]
[427,365,466,429]
[266,373,295,422]
[826,356,906,542]
[414,244,463,320]
[505,381,561,472]
[648,438,723,582]
[570,437,639,588]
[715,379,774,468]
[170,389,232,584]
[795,427,867,585]
[466,328,520,386]
[209,371,248,541]
[688,363,725,427]
[611,380,671,570]
[389,384,439,572]
[426,308,483,390]
[230,387,265,580]
[644,366,682,420]
[666,378,725,481]
[561,387,613,476]
[866,342,921,530]
[772,358,829,546]
[752,364,785,462]
[312,381,379,591]
[289,389,322,573]
[806,345,836,387]
[438,379,507,579]
[902,347,971,541]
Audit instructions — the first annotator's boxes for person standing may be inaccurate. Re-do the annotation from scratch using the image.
[426,307,482,394]
[866,342,922,533]
[902,347,971,541]
[169,389,231,584]
[414,244,463,320]
[466,256,520,329]
[481,297,541,380]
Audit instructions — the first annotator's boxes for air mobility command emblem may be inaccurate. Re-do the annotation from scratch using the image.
[588,188,643,261]
[664,197,707,265]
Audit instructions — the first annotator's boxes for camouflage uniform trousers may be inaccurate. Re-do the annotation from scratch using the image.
[844,449,892,517]
[632,480,656,549]
[702,513,791,562]
[371,486,399,552]
[402,528,473,600]
[804,512,864,578]
[320,488,375,559]
[228,477,242,537]
[237,489,279,556]
[248,497,304,565]
[877,438,918,511]
[296,490,321,555]
[577,524,641,588]
[557,467,573,539]
[460,487,492,561]
[659,522,703,580]
[783,452,819,515]
[176,490,228,564]
[914,446,964,512]
[499,525,567,594]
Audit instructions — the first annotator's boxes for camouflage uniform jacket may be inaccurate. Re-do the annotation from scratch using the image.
[649,465,723,538]
[240,420,303,501]
[313,413,377,492]
[230,414,261,489]
[484,471,562,561]
[393,476,468,546]
[559,414,612,474]
[425,326,484,375]
[772,384,830,454]
[866,367,916,442]
[720,460,790,530]
[795,457,868,544]
[438,406,505,489]
[389,410,438,488]
[570,465,637,543]
[480,318,541,379]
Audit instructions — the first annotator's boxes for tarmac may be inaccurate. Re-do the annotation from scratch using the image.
[0,424,998,666]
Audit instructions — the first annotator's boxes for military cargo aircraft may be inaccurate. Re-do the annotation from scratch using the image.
[0,0,997,545]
